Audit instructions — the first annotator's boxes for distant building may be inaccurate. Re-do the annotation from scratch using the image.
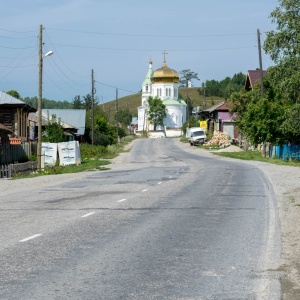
[244,70,267,91]
[137,57,187,137]
[42,109,86,140]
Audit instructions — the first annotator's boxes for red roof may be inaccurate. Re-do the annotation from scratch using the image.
[214,102,229,111]
[245,70,267,91]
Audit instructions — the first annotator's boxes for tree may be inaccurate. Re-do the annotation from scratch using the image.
[227,77,286,146]
[146,96,167,130]
[72,95,82,109]
[263,0,300,102]
[93,117,115,146]
[281,103,300,143]
[43,115,65,143]
[6,90,20,99]
[83,94,93,110]
[117,109,132,128]
[263,0,300,142]
[179,69,200,87]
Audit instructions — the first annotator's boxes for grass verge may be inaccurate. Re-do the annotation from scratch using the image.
[212,149,300,167]
[12,135,138,179]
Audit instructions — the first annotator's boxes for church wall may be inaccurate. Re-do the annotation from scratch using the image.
[152,83,179,100]
[137,107,146,131]
[164,105,186,129]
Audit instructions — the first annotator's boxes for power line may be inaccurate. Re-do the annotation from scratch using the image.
[0,45,36,49]
[44,71,79,98]
[46,27,256,38]
[0,27,37,34]
[50,43,256,52]
[43,44,89,89]
[0,64,36,68]
[44,29,89,79]
[95,80,139,94]
[0,34,36,40]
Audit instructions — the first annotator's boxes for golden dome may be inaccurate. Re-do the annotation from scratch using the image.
[152,60,179,83]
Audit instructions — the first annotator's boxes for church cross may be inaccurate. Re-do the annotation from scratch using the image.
[162,50,168,62]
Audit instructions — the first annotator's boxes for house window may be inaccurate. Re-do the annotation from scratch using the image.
[146,84,148,92]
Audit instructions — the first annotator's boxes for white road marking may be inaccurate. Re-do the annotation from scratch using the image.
[81,212,95,218]
[142,189,148,192]
[117,199,127,203]
[158,182,162,185]
[19,234,42,243]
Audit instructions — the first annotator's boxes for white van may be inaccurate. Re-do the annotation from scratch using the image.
[186,127,207,146]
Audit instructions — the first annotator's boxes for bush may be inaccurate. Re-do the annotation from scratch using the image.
[94,132,114,147]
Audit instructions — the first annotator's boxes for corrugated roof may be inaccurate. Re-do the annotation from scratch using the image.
[0,91,25,105]
[202,100,226,113]
[42,109,86,135]
[0,91,36,112]
[214,102,230,111]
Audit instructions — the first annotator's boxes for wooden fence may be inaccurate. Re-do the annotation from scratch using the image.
[0,161,38,178]
[0,164,11,178]
[0,140,38,178]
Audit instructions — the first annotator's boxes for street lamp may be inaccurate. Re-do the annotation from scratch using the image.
[37,24,53,171]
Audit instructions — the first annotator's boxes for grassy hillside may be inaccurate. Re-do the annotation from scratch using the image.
[101,87,224,116]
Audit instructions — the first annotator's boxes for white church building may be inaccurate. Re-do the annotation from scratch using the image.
[137,57,187,137]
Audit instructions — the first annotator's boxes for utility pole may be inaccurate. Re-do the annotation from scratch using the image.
[257,28,267,158]
[126,102,130,134]
[116,88,119,143]
[91,69,95,145]
[37,24,43,172]
[187,93,190,128]
[257,29,264,97]
[204,83,206,109]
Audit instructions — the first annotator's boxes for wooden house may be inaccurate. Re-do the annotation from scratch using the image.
[0,91,36,164]
[199,100,237,141]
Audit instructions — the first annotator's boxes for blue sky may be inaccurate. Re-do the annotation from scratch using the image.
[0,0,279,104]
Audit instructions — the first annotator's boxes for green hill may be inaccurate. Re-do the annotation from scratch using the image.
[102,87,224,116]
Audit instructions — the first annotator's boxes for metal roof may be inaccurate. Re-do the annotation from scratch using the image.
[0,91,24,105]
[202,100,226,113]
[0,91,36,112]
[42,109,86,135]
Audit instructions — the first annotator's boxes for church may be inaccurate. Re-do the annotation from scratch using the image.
[137,55,187,137]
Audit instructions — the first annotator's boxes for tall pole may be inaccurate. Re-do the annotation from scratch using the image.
[37,24,43,172]
[116,88,119,143]
[204,83,206,109]
[258,28,267,157]
[187,93,190,128]
[91,69,95,145]
[257,29,264,97]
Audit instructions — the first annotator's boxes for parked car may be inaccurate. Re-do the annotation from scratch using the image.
[186,127,207,146]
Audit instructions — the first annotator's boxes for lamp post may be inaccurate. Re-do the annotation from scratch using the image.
[37,24,53,171]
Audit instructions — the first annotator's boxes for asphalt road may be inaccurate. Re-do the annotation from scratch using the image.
[0,138,281,299]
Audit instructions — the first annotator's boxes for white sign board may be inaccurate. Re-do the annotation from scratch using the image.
[58,141,81,166]
[41,142,58,166]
